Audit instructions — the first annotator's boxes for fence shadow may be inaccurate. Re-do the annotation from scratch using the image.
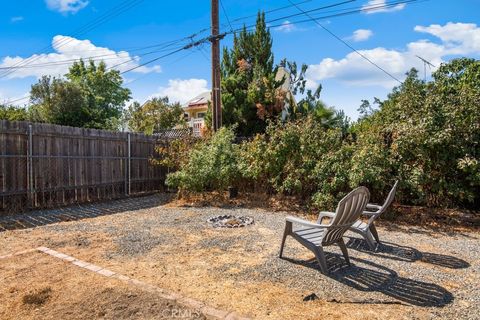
[283,254,453,307]
[0,193,174,232]
[345,237,470,269]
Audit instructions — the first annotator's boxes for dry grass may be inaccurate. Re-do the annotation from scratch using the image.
[0,252,202,320]
[0,194,477,320]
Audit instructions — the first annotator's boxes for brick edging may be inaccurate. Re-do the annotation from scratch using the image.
[35,247,251,320]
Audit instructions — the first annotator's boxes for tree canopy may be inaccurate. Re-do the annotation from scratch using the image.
[125,97,184,134]
[29,59,131,129]
[221,12,284,136]
[221,12,344,136]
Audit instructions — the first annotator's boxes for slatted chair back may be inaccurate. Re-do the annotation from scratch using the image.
[322,187,370,245]
[378,180,399,216]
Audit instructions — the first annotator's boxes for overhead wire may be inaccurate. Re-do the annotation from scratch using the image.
[219,0,234,32]
[286,0,403,84]
[0,0,145,79]
[3,0,425,104]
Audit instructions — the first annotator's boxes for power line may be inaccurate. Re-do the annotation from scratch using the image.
[0,0,145,79]
[3,0,425,104]
[265,0,355,25]
[286,0,403,84]
[219,0,234,32]
[120,35,219,75]
[227,0,423,34]
[228,0,315,25]
[2,0,419,74]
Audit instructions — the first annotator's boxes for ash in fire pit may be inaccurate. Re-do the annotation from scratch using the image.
[207,215,254,228]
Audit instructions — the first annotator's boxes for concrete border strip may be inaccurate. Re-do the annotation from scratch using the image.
[34,246,251,320]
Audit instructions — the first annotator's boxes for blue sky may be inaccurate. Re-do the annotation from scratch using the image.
[1,0,479,119]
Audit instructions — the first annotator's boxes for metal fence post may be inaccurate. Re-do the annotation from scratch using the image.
[27,124,33,208]
[127,133,131,196]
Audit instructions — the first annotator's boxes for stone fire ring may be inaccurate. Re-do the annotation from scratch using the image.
[207,215,254,228]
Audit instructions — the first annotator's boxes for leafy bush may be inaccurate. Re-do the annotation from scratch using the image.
[355,59,480,207]
[165,127,240,192]
[238,118,353,209]
[163,58,480,210]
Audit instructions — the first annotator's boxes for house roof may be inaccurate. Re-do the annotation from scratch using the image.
[184,91,211,109]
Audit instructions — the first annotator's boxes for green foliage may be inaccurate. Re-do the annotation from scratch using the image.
[66,60,131,129]
[125,97,184,134]
[165,127,240,192]
[279,59,350,131]
[30,76,88,126]
[0,104,29,121]
[238,118,353,209]
[221,12,284,136]
[355,58,480,207]
[162,58,480,210]
[29,59,131,130]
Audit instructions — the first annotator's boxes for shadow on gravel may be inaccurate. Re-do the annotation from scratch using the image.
[345,237,470,269]
[283,254,454,307]
[0,194,173,232]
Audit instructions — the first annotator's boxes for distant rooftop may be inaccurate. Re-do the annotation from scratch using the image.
[184,91,211,109]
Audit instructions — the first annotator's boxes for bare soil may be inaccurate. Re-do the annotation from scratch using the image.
[0,194,478,320]
[0,252,203,320]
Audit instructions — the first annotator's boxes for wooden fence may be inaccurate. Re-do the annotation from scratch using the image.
[0,120,176,215]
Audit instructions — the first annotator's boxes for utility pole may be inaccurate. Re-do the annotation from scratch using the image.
[211,0,222,131]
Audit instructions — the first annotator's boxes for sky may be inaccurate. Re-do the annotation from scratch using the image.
[1,0,479,120]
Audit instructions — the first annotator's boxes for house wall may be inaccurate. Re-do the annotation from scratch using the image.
[184,104,208,120]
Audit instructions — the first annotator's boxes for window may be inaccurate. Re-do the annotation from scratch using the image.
[197,112,206,118]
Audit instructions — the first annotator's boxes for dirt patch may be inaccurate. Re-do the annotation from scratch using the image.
[22,287,52,306]
[0,195,477,320]
[0,252,204,320]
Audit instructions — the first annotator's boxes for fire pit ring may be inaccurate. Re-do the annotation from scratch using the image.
[207,215,254,228]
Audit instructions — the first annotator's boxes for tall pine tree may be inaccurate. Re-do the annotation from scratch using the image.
[221,12,284,136]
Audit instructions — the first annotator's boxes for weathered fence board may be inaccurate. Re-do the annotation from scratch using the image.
[0,120,172,215]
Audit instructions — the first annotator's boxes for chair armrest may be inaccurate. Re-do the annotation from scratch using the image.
[286,216,328,229]
[319,211,335,218]
[366,203,382,211]
[317,211,335,224]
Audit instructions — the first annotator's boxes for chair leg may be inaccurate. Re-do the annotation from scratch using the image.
[369,223,380,243]
[312,246,329,274]
[337,238,350,265]
[279,221,292,258]
[364,230,377,250]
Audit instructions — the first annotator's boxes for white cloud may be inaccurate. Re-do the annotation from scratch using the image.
[362,0,406,14]
[414,22,480,54]
[45,0,89,14]
[10,16,24,23]
[151,79,209,104]
[306,22,480,88]
[0,35,161,79]
[349,29,373,42]
[275,21,297,33]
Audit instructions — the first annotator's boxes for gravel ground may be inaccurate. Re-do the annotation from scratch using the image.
[1,194,479,319]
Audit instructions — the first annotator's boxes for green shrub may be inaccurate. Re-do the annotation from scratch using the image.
[238,117,353,209]
[165,127,240,192]
[163,58,480,210]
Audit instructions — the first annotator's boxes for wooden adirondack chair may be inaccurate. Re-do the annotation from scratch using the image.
[349,181,399,249]
[279,187,370,274]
